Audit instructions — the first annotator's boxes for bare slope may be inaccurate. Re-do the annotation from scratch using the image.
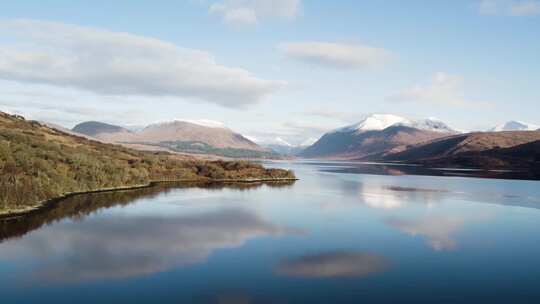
[385,131,540,169]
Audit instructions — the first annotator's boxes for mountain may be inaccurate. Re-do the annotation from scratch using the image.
[490,121,540,132]
[72,120,275,158]
[0,111,295,216]
[135,121,263,150]
[266,144,306,156]
[332,114,456,134]
[42,121,96,139]
[259,137,306,156]
[72,121,132,137]
[404,118,457,133]
[300,114,456,159]
[384,131,540,169]
[334,114,409,133]
[72,121,135,143]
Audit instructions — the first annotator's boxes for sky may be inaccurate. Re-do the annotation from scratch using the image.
[0,0,539,145]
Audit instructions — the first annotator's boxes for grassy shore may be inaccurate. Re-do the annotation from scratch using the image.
[0,111,296,216]
[0,178,298,219]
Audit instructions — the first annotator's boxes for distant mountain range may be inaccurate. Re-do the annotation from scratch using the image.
[489,120,540,132]
[42,114,540,167]
[299,114,540,170]
[300,114,458,159]
[71,120,277,158]
[258,137,308,156]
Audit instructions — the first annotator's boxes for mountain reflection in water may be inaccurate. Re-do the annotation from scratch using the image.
[1,161,540,304]
[1,208,299,282]
[311,160,540,180]
[0,181,295,242]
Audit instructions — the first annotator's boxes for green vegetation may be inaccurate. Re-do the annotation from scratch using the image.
[131,140,280,158]
[0,112,295,215]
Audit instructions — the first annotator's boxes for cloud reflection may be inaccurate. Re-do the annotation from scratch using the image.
[386,216,464,250]
[276,251,388,279]
[337,180,448,210]
[386,213,491,251]
[0,208,301,283]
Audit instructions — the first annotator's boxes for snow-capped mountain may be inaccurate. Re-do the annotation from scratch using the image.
[272,137,294,147]
[258,137,307,156]
[301,114,457,159]
[403,118,457,133]
[490,121,540,132]
[300,137,318,147]
[332,114,457,134]
[334,114,408,133]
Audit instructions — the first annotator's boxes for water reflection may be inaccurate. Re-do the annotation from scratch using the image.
[319,175,540,211]
[196,291,279,304]
[386,213,491,251]
[386,216,465,250]
[276,251,388,279]
[2,161,540,303]
[0,181,295,242]
[0,181,299,284]
[0,207,300,283]
[315,161,540,180]
[337,180,447,210]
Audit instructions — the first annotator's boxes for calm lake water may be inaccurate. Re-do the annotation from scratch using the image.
[1,161,540,303]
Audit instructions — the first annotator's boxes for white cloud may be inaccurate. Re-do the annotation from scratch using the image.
[478,0,540,16]
[210,5,258,25]
[278,41,392,69]
[479,0,503,14]
[387,73,482,107]
[510,0,540,15]
[209,0,302,26]
[0,19,285,108]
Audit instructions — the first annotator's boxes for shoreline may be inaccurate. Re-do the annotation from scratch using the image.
[0,177,299,220]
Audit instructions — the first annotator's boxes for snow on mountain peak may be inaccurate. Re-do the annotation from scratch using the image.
[333,114,456,134]
[490,121,540,132]
[336,114,409,133]
[300,137,318,147]
[274,137,293,147]
[402,118,456,133]
[181,119,227,129]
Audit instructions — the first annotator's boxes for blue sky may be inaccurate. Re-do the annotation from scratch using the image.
[0,0,539,144]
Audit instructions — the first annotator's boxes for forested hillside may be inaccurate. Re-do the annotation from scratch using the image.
[0,112,295,215]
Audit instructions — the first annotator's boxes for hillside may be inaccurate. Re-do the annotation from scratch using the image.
[300,114,456,159]
[301,125,453,159]
[384,131,540,169]
[72,120,277,158]
[0,112,295,216]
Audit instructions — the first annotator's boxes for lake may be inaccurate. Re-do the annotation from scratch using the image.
[1,160,540,303]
